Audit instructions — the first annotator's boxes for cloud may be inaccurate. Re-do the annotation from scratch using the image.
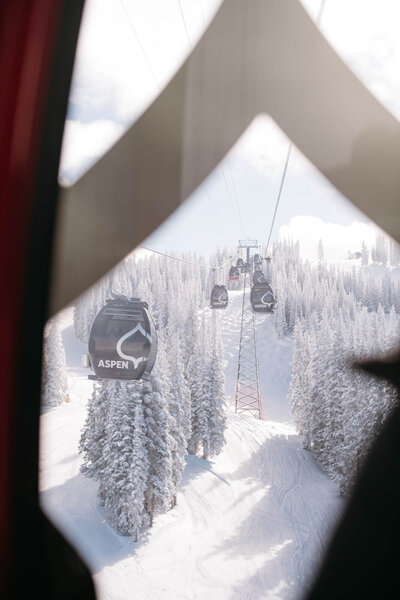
[59,119,125,184]
[69,0,222,127]
[279,216,384,261]
[227,115,330,190]
[60,0,222,182]
[300,0,400,120]
[228,116,291,181]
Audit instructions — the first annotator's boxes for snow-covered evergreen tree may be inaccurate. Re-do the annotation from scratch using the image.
[77,247,230,535]
[79,381,110,483]
[187,310,205,456]
[120,401,149,540]
[201,312,226,459]
[281,235,400,495]
[142,371,174,525]
[41,316,68,406]
[100,380,139,529]
[188,312,226,460]
[361,240,369,266]
[374,234,387,265]
[317,239,324,263]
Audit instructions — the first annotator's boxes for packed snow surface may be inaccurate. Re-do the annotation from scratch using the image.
[40,292,342,600]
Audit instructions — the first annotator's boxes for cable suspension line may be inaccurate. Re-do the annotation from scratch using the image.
[176,1,244,241]
[119,0,161,90]
[139,245,232,270]
[265,143,292,254]
[264,0,326,255]
[177,0,192,49]
[316,0,326,25]
[227,158,247,238]
[221,165,246,238]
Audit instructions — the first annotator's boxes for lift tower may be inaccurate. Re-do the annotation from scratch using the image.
[238,239,258,269]
[234,241,263,419]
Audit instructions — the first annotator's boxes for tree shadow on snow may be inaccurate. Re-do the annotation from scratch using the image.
[180,454,231,489]
[40,472,151,575]
[40,455,218,576]
[203,434,342,600]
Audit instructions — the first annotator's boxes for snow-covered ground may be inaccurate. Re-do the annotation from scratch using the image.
[40,292,342,600]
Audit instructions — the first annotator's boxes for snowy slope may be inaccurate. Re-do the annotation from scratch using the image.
[40,294,342,600]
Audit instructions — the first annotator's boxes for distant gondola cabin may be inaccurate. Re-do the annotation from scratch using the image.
[210,284,228,308]
[229,266,240,280]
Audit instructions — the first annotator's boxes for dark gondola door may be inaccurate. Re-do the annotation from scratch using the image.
[88,297,157,380]
[250,284,275,312]
[229,266,240,280]
[253,270,267,284]
[210,285,228,308]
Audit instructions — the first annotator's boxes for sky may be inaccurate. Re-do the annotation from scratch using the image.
[59,0,400,261]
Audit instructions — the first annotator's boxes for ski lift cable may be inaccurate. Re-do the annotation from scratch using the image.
[207,187,226,232]
[316,0,326,24]
[140,245,232,270]
[265,143,292,254]
[176,1,245,240]
[177,0,192,49]
[264,0,326,255]
[119,0,161,90]
[120,1,231,272]
[221,165,246,238]
[199,0,206,28]
[227,158,247,238]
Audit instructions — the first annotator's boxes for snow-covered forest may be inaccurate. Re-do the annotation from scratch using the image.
[40,231,400,599]
[271,237,400,494]
[42,233,400,529]
[74,250,228,538]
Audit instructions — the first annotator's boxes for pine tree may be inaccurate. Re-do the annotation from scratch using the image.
[274,237,400,495]
[317,239,324,263]
[73,291,88,343]
[100,380,138,530]
[289,321,307,437]
[375,234,388,265]
[142,370,174,525]
[41,317,68,406]
[361,240,369,266]
[202,312,226,459]
[187,311,206,456]
[79,380,110,484]
[122,401,149,540]
[188,312,226,460]
[168,344,191,500]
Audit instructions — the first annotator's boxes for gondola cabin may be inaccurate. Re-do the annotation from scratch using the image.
[236,257,244,269]
[210,284,228,308]
[253,270,267,284]
[88,296,157,380]
[250,282,275,312]
[229,266,240,280]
